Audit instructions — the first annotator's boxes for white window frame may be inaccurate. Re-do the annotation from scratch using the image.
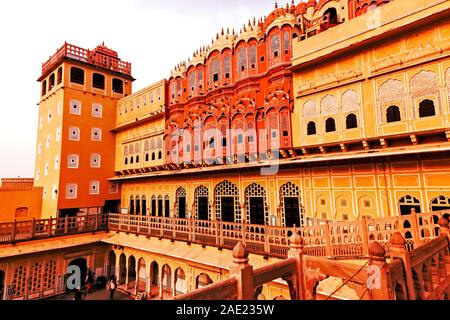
[91,128,102,141]
[92,103,103,118]
[66,183,78,199]
[69,127,80,141]
[89,181,100,195]
[70,99,82,115]
[90,153,101,168]
[67,154,79,169]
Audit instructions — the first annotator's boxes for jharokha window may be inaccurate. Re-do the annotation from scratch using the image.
[70,67,85,85]
[210,58,221,84]
[419,99,436,118]
[238,47,247,72]
[386,105,401,123]
[271,34,281,58]
[249,45,257,69]
[189,72,196,93]
[223,56,231,79]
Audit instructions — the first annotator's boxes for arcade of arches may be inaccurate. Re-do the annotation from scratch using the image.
[120,156,450,224]
[106,244,289,300]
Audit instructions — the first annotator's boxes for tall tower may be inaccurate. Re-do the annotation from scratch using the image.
[35,42,133,218]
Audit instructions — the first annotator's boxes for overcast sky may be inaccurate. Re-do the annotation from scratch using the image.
[0,0,282,178]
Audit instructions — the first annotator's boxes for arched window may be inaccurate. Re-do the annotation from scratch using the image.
[125,157,128,165]
[419,99,436,118]
[112,78,124,94]
[399,195,421,215]
[307,121,316,135]
[49,74,55,91]
[92,73,105,90]
[386,106,401,123]
[215,180,241,223]
[280,182,303,227]
[346,113,358,129]
[195,186,209,221]
[325,118,336,132]
[176,187,187,219]
[70,67,85,85]
[129,196,135,215]
[57,67,63,84]
[323,7,338,24]
[245,183,268,225]
[145,153,149,162]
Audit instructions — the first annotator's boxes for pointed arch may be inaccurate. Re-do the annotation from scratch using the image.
[245,183,268,225]
[195,185,210,220]
[280,182,303,227]
[215,180,241,223]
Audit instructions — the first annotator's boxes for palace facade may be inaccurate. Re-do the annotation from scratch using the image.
[1,0,450,301]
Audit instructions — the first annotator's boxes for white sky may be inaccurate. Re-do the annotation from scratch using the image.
[0,0,282,178]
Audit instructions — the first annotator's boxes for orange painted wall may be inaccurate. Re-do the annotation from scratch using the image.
[0,186,43,222]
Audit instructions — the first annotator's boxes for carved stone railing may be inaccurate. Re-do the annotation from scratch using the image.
[173,217,450,300]
[0,214,108,244]
[107,210,449,259]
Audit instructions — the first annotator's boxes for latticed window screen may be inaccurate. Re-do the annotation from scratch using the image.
[432,195,450,206]
[271,34,280,57]
[214,180,241,222]
[43,259,57,290]
[197,70,203,88]
[410,70,441,117]
[176,187,187,217]
[189,72,196,92]
[210,58,221,83]
[195,185,210,220]
[283,31,290,52]
[280,182,302,227]
[378,79,405,121]
[223,56,231,76]
[28,262,42,293]
[12,265,27,297]
[238,47,247,72]
[249,45,257,67]
[245,183,269,225]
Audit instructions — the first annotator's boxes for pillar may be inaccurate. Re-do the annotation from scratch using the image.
[390,232,415,300]
[172,270,177,297]
[229,242,254,300]
[367,241,390,300]
[287,233,306,300]
[159,270,164,299]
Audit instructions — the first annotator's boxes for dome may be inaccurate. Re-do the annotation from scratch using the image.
[296,2,308,15]
[307,0,317,8]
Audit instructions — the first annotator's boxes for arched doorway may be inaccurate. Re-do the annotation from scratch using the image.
[195,185,209,221]
[431,195,450,211]
[150,261,159,288]
[176,187,187,219]
[119,254,127,284]
[129,196,135,215]
[280,182,303,227]
[135,196,141,216]
[142,196,147,216]
[0,269,5,300]
[128,256,136,287]
[196,273,213,289]
[245,183,268,225]
[399,195,421,215]
[164,195,170,218]
[215,180,241,223]
[162,265,172,295]
[68,258,87,289]
[158,196,163,217]
[107,251,116,279]
[175,268,186,295]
